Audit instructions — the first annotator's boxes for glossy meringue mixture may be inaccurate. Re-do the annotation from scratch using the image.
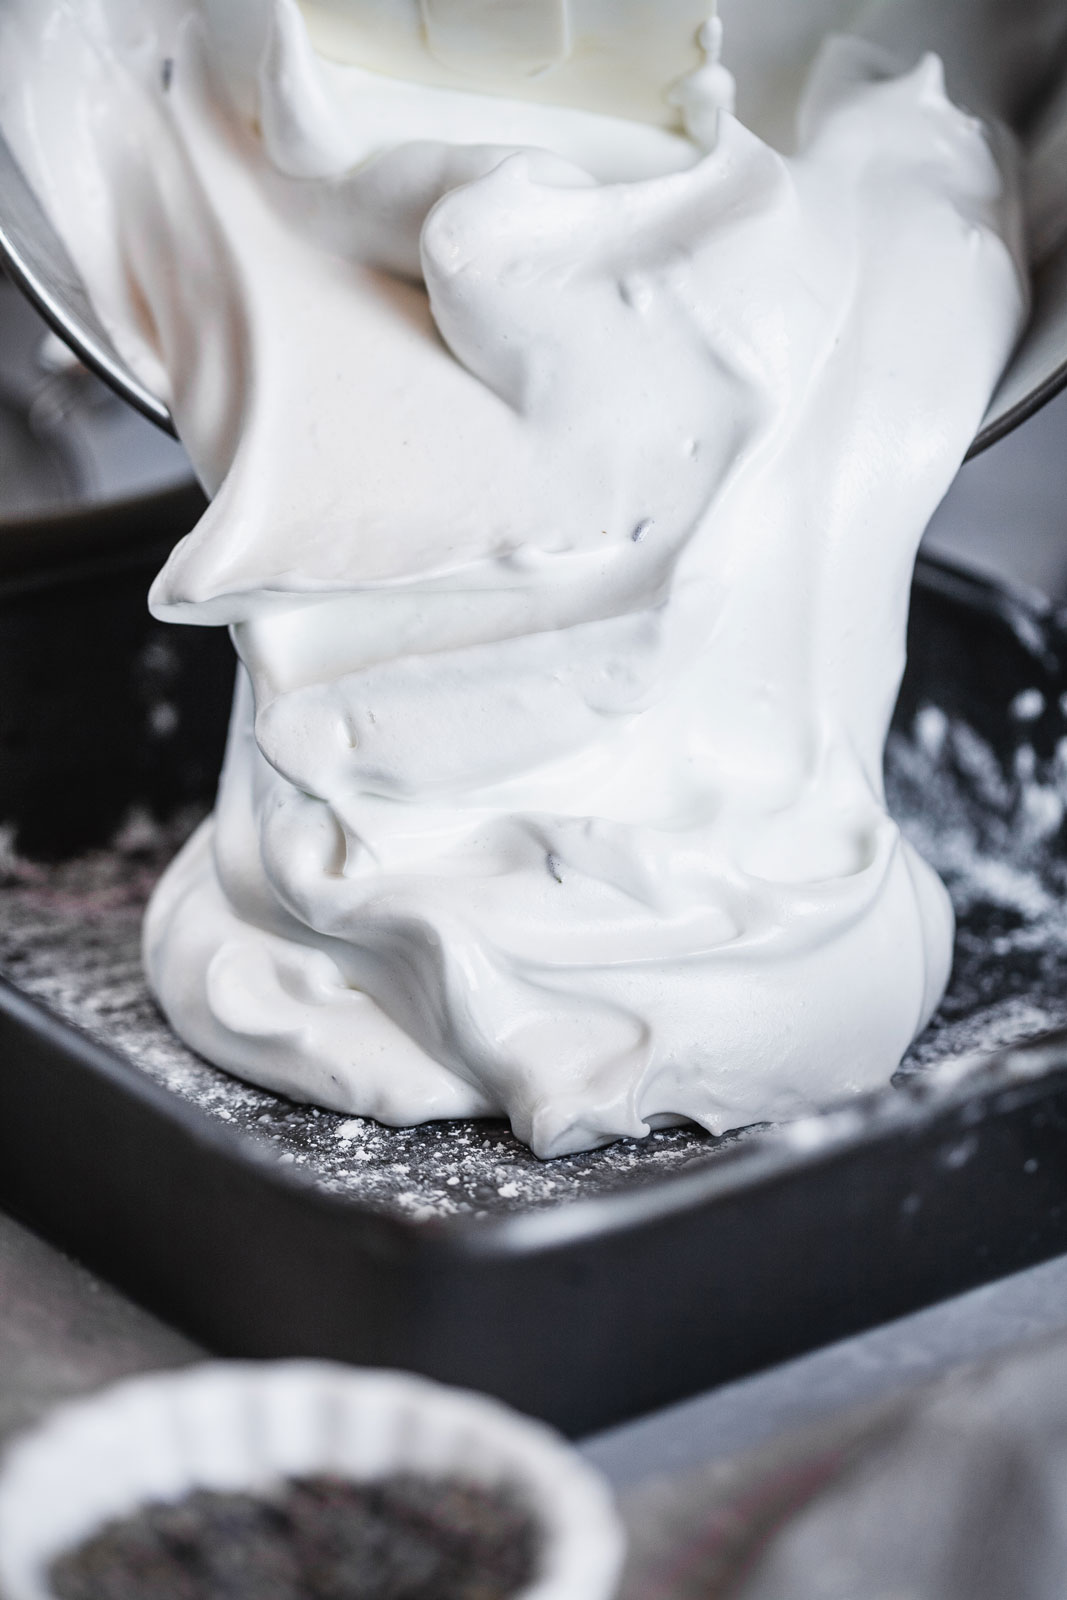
[0,2,1026,1156]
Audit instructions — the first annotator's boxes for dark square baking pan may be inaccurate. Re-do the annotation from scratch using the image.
[2,493,1067,1436]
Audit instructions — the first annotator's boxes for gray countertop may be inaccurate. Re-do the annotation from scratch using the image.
[0,1211,198,1448]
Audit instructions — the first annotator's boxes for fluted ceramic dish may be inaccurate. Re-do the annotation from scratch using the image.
[0,1361,625,1600]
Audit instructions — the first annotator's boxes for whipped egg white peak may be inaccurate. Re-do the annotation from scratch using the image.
[0,1,1026,1155]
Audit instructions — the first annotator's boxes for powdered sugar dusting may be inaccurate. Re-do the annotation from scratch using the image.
[890,688,1067,1074]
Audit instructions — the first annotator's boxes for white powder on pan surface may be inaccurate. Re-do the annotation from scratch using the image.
[889,696,1067,1075]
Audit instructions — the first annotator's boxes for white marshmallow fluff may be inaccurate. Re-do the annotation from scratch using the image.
[0,1,1026,1155]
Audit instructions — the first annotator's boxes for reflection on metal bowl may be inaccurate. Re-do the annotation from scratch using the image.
[0,272,192,528]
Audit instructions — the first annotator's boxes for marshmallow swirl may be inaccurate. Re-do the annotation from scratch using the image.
[0,1,1026,1154]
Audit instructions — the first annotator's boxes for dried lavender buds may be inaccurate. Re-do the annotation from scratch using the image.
[48,1472,541,1600]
